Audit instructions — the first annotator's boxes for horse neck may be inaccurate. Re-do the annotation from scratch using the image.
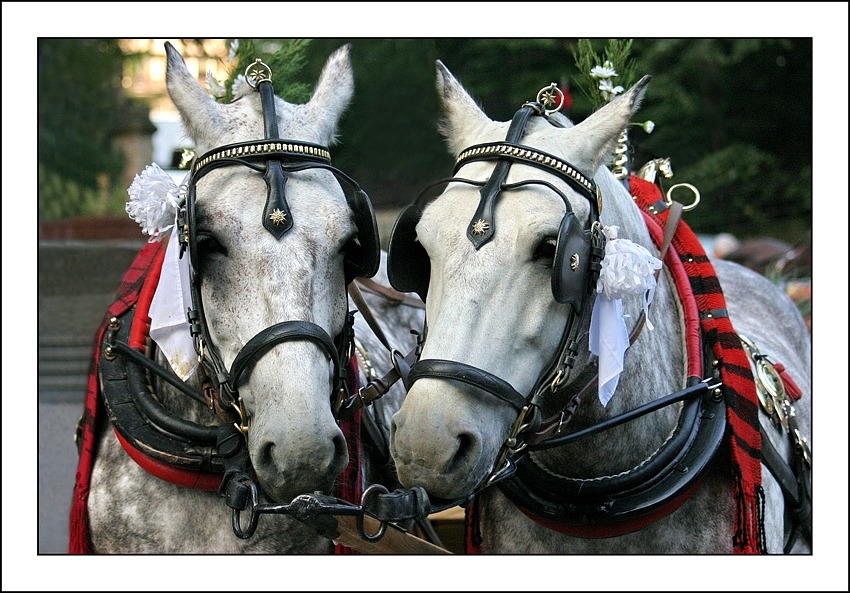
[533,174,687,477]
[152,347,222,427]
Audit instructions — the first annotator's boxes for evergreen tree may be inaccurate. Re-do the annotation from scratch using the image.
[38,39,126,220]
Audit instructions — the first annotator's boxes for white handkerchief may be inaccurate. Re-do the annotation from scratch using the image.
[589,294,629,407]
[149,226,198,381]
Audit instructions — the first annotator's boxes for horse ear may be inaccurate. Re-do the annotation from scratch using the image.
[436,60,493,156]
[562,75,651,174]
[164,42,225,149]
[306,44,354,146]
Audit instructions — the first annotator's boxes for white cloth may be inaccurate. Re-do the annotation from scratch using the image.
[589,226,663,406]
[149,226,198,381]
[589,295,629,407]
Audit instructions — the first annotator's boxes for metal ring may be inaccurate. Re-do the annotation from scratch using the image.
[536,83,564,115]
[356,484,389,542]
[231,481,260,539]
[755,358,785,400]
[390,349,405,375]
[245,58,272,90]
[549,368,565,393]
[665,183,701,211]
[233,397,250,435]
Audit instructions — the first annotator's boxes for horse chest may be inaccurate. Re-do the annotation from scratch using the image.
[87,432,332,554]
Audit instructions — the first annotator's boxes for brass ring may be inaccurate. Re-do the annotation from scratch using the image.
[245,58,272,90]
[536,83,564,115]
[665,183,701,211]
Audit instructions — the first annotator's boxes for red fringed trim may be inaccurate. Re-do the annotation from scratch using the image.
[334,355,363,555]
[464,498,483,554]
[69,240,167,554]
[732,469,768,554]
[631,175,765,554]
[774,363,803,401]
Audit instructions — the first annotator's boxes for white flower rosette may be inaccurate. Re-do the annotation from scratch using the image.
[125,163,185,242]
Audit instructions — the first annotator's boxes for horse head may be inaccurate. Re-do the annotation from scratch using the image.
[164,42,376,504]
[388,61,660,501]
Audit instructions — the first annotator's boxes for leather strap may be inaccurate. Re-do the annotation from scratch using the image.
[466,106,536,249]
[229,320,339,388]
[334,278,424,419]
[759,426,812,552]
[408,359,528,412]
[337,349,416,418]
[355,277,425,308]
[258,79,293,238]
[348,280,392,352]
[361,486,432,523]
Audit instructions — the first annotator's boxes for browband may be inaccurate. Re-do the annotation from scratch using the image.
[191,140,332,176]
[454,142,598,206]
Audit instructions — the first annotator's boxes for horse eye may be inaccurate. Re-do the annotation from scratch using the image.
[339,233,358,254]
[533,237,557,265]
[196,231,227,258]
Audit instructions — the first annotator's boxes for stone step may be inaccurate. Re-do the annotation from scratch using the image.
[38,374,88,392]
[38,345,93,361]
[38,358,92,376]
[38,335,94,398]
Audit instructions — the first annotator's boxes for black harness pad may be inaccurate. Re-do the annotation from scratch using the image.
[387,203,431,300]
[552,212,592,313]
[345,188,380,283]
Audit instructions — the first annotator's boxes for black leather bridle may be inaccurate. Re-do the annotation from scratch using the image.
[176,59,379,431]
[388,86,608,489]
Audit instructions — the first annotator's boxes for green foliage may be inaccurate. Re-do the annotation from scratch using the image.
[220,39,312,104]
[38,39,126,220]
[626,39,812,243]
[301,39,455,203]
[572,39,638,111]
[432,39,566,120]
[38,163,130,220]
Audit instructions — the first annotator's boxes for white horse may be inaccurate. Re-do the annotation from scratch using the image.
[76,43,423,553]
[387,61,811,554]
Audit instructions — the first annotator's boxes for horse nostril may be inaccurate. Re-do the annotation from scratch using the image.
[332,431,347,468]
[257,440,277,469]
[445,431,479,475]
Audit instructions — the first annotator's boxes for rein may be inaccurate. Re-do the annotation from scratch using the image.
[493,183,727,539]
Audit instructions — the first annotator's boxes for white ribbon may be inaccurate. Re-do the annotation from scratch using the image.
[589,295,629,407]
[148,226,198,381]
[589,226,662,406]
